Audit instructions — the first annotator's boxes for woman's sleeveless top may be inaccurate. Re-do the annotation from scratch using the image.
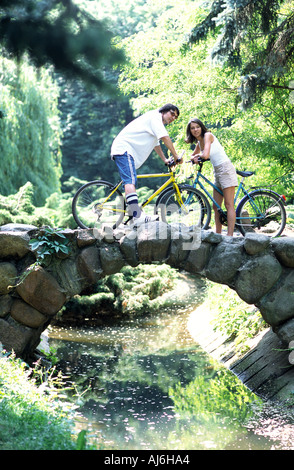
[201,135,229,167]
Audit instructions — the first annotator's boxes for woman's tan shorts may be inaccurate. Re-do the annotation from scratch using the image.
[213,160,238,190]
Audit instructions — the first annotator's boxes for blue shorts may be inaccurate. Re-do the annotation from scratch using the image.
[113,152,137,187]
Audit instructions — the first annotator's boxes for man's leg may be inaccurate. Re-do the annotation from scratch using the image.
[125,184,141,218]
[114,154,158,224]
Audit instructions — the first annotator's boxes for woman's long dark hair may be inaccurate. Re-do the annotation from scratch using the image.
[185,118,208,144]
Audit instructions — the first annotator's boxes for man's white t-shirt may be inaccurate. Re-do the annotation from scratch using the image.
[111,109,168,169]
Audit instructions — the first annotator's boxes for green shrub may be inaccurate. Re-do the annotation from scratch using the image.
[0,180,76,228]
[0,352,79,450]
[169,364,262,422]
[205,282,267,355]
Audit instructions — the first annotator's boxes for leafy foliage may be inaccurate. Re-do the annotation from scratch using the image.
[205,282,267,355]
[0,351,78,450]
[57,75,132,184]
[56,263,189,325]
[58,0,176,185]
[0,0,125,91]
[117,0,294,191]
[170,363,262,421]
[29,226,70,263]
[0,181,76,228]
[185,0,294,109]
[0,57,62,204]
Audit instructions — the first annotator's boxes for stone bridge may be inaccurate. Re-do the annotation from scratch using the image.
[0,222,294,360]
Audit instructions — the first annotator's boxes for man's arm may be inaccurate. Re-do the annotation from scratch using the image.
[154,144,170,164]
[160,136,179,160]
[154,136,182,165]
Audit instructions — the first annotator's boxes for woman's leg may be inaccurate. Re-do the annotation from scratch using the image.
[223,186,236,236]
[213,188,224,234]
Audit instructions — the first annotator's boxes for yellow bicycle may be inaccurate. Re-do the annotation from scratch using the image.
[72,160,209,230]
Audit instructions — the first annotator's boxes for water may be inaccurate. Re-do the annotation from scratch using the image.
[48,309,294,450]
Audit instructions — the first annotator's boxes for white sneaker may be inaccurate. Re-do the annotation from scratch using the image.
[131,211,159,227]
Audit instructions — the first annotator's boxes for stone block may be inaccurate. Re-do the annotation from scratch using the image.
[271,238,294,268]
[136,222,171,263]
[244,232,271,255]
[11,299,47,328]
[77,246,103,285]
[119,233,139,267]
[0,262,17,294]
[0,295,13,318]
[235,254,282,304]
[184,242,212,274]
[205,239,244,284]
[53,258,83,296]
[257,270,294,326]
[201,230,223,244]
[99,244,125,275]
[16,265,66,316]
[76,229,97,247]
[0,231,30,259]
[274,318,294,345]
[0,317,35,356]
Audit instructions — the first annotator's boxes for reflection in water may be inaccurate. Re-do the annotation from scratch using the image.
[48,309,294,450]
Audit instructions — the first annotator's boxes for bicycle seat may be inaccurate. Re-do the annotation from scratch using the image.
[236,170,254,177]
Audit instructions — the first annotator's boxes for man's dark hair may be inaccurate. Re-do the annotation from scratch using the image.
[159,103,180,116]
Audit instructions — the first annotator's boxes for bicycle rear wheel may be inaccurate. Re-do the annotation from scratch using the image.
[236,190,286,237]
[72,180,125,229]
[156,185,211,229]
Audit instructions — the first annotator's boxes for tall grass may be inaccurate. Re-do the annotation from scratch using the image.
[0,351,86,450]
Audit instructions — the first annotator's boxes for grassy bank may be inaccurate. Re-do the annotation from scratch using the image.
[199,281,268,356]
[0,351,89,450]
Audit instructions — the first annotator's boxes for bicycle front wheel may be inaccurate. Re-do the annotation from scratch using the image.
[156,185,211,229]
[236,190,286,237]
[72,180,125,229]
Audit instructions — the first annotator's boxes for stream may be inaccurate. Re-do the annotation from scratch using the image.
[47,302,294,451]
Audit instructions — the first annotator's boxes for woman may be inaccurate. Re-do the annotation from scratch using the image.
[185,118,237,236]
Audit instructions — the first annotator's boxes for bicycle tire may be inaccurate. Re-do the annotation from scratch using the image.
[236,189,286,237]
[72,180,126,229]
[156,185,211,229]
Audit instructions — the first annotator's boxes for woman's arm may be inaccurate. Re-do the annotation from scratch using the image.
[191,133,214,163]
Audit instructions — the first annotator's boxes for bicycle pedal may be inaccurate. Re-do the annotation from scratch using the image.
[124,216,133,225]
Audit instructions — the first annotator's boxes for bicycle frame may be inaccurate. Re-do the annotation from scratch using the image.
[137,171,183,209]
[191,167,246,211]
[188,163,285,225]
[102,168,184,217]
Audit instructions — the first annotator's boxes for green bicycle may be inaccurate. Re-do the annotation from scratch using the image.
[186,158,287,237]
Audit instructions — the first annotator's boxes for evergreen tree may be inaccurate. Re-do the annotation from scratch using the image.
[58,0,172,185]
[0,0,125,92]
[58,74,132,184]
[185,0,294,108]
[0,57,62,204]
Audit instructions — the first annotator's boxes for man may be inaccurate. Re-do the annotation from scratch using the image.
[111,103,181,226]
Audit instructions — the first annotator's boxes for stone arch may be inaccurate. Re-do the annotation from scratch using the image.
[0,223,294,360]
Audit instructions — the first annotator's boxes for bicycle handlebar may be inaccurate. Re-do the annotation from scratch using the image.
[165,150,186,168]
[186,156,206,165]
[166,157,183,168]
